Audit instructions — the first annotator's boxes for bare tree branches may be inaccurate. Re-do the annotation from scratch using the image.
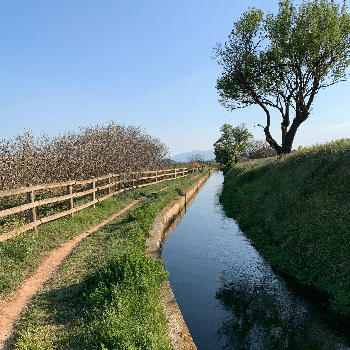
[0,121,170,191]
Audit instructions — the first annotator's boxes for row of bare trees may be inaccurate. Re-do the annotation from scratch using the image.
[245,140,278,160]
[0,121,170,191]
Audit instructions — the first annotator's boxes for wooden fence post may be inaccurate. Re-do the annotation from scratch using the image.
[26,183,38,234]
[90,177,96,208]
[132,172,135,191]
[174,168,177,179]
[66,184,74,217]
[107,174,111,195]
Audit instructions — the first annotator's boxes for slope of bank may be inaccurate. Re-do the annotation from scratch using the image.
[219,139,350,319]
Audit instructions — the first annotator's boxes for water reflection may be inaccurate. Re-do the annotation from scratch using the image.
[162,171,350,350]
[215,272,346,349]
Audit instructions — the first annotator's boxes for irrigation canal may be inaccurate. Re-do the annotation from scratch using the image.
[161,170,350,350]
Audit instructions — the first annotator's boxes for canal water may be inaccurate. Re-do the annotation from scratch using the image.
[161,170,350,350]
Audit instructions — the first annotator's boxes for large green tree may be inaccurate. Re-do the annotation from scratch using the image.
[213,0,350,154]
[214,123,253,165]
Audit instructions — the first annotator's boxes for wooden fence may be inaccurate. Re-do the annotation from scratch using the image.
[0,166,204,241]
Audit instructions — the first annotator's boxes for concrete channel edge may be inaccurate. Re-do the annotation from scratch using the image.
[145,169,217,350]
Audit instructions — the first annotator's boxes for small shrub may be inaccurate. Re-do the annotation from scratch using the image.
[78,243,170,349]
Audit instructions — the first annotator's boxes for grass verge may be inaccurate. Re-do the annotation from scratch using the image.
[0,170,205,298]
[219,139,350,319]
[8,168,213,349]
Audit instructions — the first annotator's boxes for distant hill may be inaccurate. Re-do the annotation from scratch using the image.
[170,149,215,163]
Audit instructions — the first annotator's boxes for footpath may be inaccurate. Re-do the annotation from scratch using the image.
[0,169,215,350]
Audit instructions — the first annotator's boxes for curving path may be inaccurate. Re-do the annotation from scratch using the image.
[0,171,210,350]
[0,200,138,350]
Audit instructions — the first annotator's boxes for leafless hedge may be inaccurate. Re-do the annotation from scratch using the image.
[245,139,278,160]
[0,121,170,191]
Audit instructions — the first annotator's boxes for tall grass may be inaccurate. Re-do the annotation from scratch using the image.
[219,138,350,319]
[75,242,170,349]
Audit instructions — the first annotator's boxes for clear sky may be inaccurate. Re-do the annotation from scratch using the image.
[1,0,350,157]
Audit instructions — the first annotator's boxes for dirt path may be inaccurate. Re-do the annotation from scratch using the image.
[0,175,207,350]
[0,200,138,350]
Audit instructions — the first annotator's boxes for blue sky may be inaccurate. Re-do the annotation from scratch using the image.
[1,0,350,157]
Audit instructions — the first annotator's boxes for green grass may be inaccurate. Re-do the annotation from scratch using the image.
[219,139,350,319]
[0,170,208,298]
[8,167,213,350]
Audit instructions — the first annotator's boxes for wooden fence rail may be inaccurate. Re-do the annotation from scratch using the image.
[0,166,205,241]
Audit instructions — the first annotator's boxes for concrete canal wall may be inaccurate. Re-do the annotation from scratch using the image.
[145,169,216,350]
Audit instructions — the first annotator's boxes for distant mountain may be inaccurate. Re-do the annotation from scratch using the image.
[170,149,215,163]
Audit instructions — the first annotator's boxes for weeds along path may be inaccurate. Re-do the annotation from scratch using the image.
[0,171,207,350]
[0,200,138,349]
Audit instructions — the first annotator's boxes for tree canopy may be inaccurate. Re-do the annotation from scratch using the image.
[213,0,350,154]
[213,123,253,165]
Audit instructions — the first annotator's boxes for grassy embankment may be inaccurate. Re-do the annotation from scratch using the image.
[219,139,350,319]
[0,167,213,349]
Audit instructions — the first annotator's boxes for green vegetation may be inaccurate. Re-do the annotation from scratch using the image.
[7,167,213,349]
[213,0,350,154]
[219,139,350,319]
[0,169,208,298]
[77,243,169,349]
[213,123,252,165]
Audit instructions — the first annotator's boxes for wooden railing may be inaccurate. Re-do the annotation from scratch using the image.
[0,166,205,241]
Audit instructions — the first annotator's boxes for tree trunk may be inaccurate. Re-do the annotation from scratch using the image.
[261,101,306,155]
[264,117,303,155]
[263,127,283,155]
[280,116,304,154]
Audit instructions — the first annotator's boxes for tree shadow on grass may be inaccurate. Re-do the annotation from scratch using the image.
[23,278,118,349]
[41,283,86,326]
[11,281,91,349]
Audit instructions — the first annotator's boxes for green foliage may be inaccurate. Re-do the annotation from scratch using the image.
[213,0,350,154]
[0,169,207,298]
[10,168,213,349]
[219,138,350,319]
[74,245,171,349]
[82,242,168,309]
[213,123,253,166]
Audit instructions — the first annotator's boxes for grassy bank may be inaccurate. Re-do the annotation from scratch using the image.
[7,167,213,349]
[0,170,204,298]
[219,139,350,319]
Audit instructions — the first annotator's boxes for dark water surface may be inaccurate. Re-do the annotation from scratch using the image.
[161,171,350,350]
